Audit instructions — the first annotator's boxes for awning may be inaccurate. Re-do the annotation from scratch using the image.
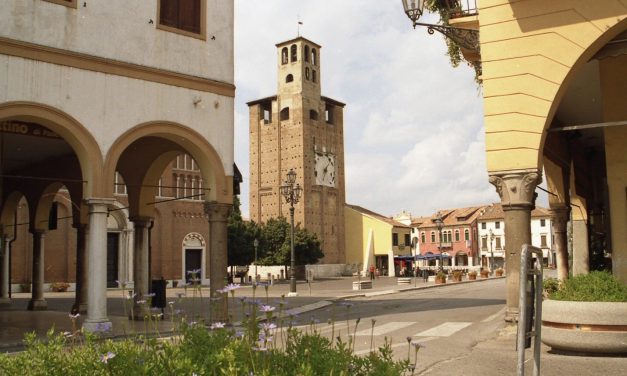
[416,253,450,260]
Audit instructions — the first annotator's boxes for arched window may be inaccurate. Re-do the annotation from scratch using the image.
[290,44,297,62]
[311,48,317,65]
[280,107,290,121]
[305,67,310,80]
[286,74,293,83]
[312,70,317,83]
[430,231,435,243]
[309,110,318,120]
[464,229,470,241]
[281,47,288,64]
[455,230,460,242]
[421,232,426,244]
[304,45,310,62]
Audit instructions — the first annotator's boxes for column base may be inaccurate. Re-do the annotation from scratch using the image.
[505,307,519,323]
[83,319,113,333]
[0,298,12,308]
[27,299,48,311]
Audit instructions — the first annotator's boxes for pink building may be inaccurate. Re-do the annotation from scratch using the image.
[417,206,485,267]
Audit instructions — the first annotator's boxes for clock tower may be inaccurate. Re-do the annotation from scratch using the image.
[248,37,346,264]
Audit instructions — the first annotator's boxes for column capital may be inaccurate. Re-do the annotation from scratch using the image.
[203,201,232,222]
[84,197,115,214]
[550,205,570,233]
[489,170,542,210]
[129,216,153,228]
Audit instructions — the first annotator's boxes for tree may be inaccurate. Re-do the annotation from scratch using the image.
[227,196,259,269]
[257,217,324,275]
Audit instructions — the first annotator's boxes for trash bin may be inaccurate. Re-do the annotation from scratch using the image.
[151,278,166,312]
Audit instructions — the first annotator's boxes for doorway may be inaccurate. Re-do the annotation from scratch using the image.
[185,248,202,283]
[106,233,119,288]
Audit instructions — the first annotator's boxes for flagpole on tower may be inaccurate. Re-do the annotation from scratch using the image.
[297,16,303,37]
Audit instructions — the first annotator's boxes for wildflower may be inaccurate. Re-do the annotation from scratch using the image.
[252,346,268,352]
[68,313,80,320]
[210,322,225,330]
[100,351,116,364]
[96,322,112,332]
[136,299,146,305]
[176,292,185,299]
[259,322,277,331]
[126,293,137,300]
[62,331,73,338]
[168,301,175,306]
[411,341,426,349]
[145,293,156,298]
[406,336,412,344]
[259,304,275,313]
[175,309,185,315]
[226,283,241,291]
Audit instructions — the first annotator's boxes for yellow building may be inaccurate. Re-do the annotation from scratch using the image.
[437,0,627,320]
[345,204,412,277]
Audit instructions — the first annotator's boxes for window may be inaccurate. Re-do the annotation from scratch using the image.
[541,234,547,247]
[481,237,487,250]
[261,102,272,124]
[312,70,317,83]
[286,74,294,83]
[455,230,460,242]
[540,219,546,227]
[304,45,310,62]
[305,67,310,80]
[404,234,410,246]
[325,103,335,124]
[495,221,501,229]
[281,47,288,64]
[157,178,163,197]
[114,172,127,195]
[431,231,435,243]
[311,48,317,65]
[290,44,298,62]
[464,229,469,241]
[280,107,290,121]
[495,237,502,249]
[44,0,77,8]
[421,232,426,244]
[392,233,399,246]
[158,0,205,39]
[309,110,319,121]
[481,222,486,229]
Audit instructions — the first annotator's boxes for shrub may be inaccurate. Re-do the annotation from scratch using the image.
[467,271,477,277]
[543,277,560,297]
[550,271,627,302]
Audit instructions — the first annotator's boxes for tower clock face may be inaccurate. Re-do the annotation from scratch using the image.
[314,152,336,187]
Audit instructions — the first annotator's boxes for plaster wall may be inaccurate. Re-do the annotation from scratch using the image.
[0,0,234,82]
[479,0,627,172]
[344,207,393,265]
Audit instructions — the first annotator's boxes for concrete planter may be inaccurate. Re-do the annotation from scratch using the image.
[435,276,446,284]
[542,300,627,354]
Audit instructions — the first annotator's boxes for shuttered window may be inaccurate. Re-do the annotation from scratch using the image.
[44,0,77,7]
[159,0,204,37]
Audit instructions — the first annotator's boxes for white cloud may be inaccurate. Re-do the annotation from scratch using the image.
[234,1,498,219]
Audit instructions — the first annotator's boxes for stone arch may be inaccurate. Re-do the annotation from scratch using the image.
[104,121,231,218]
[0,191,27,235]
[32,182,65,232]
[537,17,627,169]
[0,102,104,197]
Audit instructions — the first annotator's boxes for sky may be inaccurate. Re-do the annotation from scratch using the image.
[233,1,502,219]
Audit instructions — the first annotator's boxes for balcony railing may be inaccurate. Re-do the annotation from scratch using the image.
[442,0,478,19]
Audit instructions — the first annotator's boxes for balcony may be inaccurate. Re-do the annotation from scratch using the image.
[436,0,481,68]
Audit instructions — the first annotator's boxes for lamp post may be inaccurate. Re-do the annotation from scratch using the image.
[280,169,302,296]
[253,238,259,284]
[401,0,479,52]
[435,211,444,270]
[489,229,495,274]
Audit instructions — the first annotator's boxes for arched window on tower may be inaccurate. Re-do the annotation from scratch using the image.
[309,110,319,121]
[280,107,290,121]
[281,47,288,64]
[290,44,297,62]
[304,45,310,62]
[305,67,310,80]
[311,48,317,65]
[286,74,293,83]
[312,70,317,83]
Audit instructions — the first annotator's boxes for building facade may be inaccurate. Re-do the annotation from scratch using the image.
[0,0,235,329]
[248,37,346,264]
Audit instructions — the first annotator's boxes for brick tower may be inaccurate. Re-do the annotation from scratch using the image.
[247,37,346,264]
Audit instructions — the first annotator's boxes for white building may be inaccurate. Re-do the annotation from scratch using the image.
[477,204,553,270]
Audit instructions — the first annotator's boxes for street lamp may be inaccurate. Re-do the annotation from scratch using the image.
[434,211,444,270]
[253,238,259,284]
[401,0,479,52]
[280,169,302,296]
[489,229,495,273]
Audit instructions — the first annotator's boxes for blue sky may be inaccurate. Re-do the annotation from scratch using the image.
[233,0,499,219]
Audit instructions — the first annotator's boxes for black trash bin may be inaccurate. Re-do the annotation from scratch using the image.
[151,278,167,313]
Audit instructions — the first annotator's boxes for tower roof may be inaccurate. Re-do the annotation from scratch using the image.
[275,36,321,49]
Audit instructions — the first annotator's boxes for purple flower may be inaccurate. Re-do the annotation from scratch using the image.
[259,322,277,331]
[100,351,116,364]
[411,341,426,349]
[96,322,112,332]
[68,313,80,320]
[259,305,275,313]
[210,322,225,330]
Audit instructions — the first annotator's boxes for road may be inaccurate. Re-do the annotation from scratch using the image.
[286,278,506,373]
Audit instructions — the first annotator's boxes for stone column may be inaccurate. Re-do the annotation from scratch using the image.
[550,206,570,280]
[83,198,115,332]
[0,235,11,306]
[130,217,152,319]
[489,171,541,322]
[73,224,88,313]
[572,219,589,276]
[204,201,231,320]
[28,230,47,311]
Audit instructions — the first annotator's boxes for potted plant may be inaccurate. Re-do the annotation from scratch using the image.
[50,282,70,292]
[435,270,447,284]
[480,269,489,279]
[495,268,504,277]
[451,270,463,282]
[542,271,627,354]
[468,270,477,280]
